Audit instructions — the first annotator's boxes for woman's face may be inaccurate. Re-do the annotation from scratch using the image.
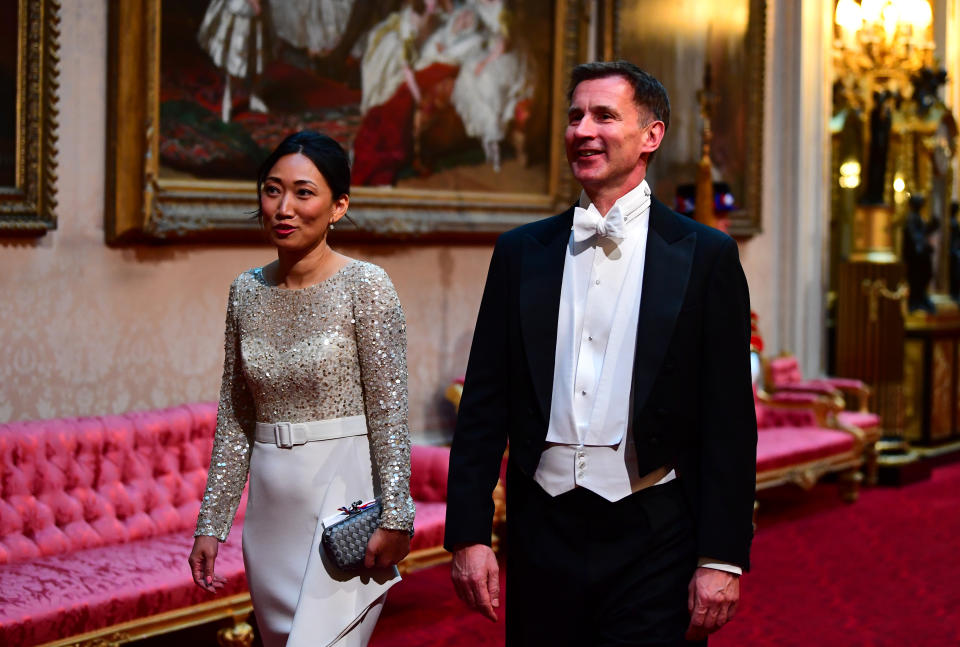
[260,152,348,250]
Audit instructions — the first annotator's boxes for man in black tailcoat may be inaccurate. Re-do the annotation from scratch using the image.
[444,61,757,646]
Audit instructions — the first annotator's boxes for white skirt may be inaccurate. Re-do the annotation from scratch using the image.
[242,416,399,647]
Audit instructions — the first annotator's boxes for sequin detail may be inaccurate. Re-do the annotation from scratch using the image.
[195,260,415,540]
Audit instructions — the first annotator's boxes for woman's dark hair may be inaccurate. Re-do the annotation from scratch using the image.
[256,131,351,219]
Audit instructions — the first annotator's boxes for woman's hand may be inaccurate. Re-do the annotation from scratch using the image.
[364,528,411,569]
[189,535,227,593]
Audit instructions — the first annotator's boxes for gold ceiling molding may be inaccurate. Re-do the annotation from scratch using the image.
[0,0,60,236]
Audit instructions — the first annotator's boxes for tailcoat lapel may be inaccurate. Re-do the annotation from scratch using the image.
[631,199,696,414]
[519,208,574,420]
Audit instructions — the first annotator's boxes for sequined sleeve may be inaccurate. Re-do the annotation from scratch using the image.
[195,278,256,541]
[353,264,416,532]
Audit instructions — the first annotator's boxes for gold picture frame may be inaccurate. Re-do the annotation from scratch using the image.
[105,1,584,243]
[614,0,765,237]
[0,0,60,236]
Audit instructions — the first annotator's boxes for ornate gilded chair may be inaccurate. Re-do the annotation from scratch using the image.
[763,355,880,482]
[754,387,868,502]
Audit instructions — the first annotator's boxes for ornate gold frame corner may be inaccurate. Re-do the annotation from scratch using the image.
[105,0,582,244]
[0,0,61,236]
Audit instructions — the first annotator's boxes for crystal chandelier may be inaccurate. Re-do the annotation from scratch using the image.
[834,0,935,108]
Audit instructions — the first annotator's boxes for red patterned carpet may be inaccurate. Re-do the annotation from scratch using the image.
[370,462,960,646]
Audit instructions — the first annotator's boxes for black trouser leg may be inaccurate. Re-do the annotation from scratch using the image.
[505,470,703,647]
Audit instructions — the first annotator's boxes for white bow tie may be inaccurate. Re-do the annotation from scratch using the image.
[572,204,625,242]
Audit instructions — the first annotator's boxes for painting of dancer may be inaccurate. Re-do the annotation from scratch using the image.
[160,0,553,194]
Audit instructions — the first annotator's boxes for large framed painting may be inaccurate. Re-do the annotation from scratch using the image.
[615,0,765,237]
[106,0,583,242]
[0,0,60,236]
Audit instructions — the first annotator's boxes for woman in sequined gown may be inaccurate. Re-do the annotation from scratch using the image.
[188,131,416,647]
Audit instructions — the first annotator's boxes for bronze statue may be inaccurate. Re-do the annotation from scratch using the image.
[911,67,948,118]
[864,90,895,205]
[902,193,940,312]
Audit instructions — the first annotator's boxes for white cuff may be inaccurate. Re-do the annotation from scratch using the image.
[697,557,743,576]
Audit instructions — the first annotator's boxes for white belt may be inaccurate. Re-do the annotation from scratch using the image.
[254,415,367,448]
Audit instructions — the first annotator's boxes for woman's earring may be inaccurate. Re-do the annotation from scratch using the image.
[329,222,335,230]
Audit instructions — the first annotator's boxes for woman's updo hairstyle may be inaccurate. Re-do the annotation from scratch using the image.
[256,131,351,219]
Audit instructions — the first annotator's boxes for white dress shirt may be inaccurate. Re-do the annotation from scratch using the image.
[533,180,740,575]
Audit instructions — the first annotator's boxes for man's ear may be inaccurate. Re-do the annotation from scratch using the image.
[641,120,666,155]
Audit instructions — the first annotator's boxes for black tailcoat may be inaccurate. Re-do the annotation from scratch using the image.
[444,197,757,570]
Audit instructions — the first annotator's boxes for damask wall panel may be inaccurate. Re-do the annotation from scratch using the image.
[0,239,488,438]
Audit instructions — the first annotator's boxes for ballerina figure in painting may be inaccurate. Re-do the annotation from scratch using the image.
[197,0,270,122]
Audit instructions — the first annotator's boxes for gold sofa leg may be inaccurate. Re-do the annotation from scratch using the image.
[838,469,863,503]
[217,619,254,647]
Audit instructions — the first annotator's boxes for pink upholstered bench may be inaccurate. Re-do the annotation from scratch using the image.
[0,403,252,647]
[755,395,866,501]
[0,402,461,646]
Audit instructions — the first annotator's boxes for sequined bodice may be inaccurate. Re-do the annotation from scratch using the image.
[240,266,366,422]
[195,260,415,540]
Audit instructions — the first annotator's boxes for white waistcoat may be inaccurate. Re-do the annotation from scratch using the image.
[535,181,675,501]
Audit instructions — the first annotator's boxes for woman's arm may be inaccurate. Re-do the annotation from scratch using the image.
[354,265,416,534]
[194,278,256,541]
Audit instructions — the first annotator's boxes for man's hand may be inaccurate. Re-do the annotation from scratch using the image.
[364,528,411,569]
[188,535,227,593]
[451,543,500,622]
[686,567,740,641]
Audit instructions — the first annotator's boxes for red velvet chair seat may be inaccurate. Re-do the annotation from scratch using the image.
[0,525,246,646]
[756,428,856,472]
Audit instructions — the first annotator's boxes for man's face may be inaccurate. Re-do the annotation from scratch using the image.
[565,76,660,195]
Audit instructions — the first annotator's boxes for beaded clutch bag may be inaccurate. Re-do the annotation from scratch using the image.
[321,500,382,571]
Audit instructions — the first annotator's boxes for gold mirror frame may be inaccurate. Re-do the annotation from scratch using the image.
[612,0,766,237]
[0,0,60,236]
[105,1,583,244]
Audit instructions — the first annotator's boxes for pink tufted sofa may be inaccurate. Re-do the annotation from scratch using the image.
[755,390,870,503]
[0,402,458,646]
[0,402,252,647]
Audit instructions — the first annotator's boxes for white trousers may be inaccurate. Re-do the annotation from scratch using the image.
[242,418,399,647]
